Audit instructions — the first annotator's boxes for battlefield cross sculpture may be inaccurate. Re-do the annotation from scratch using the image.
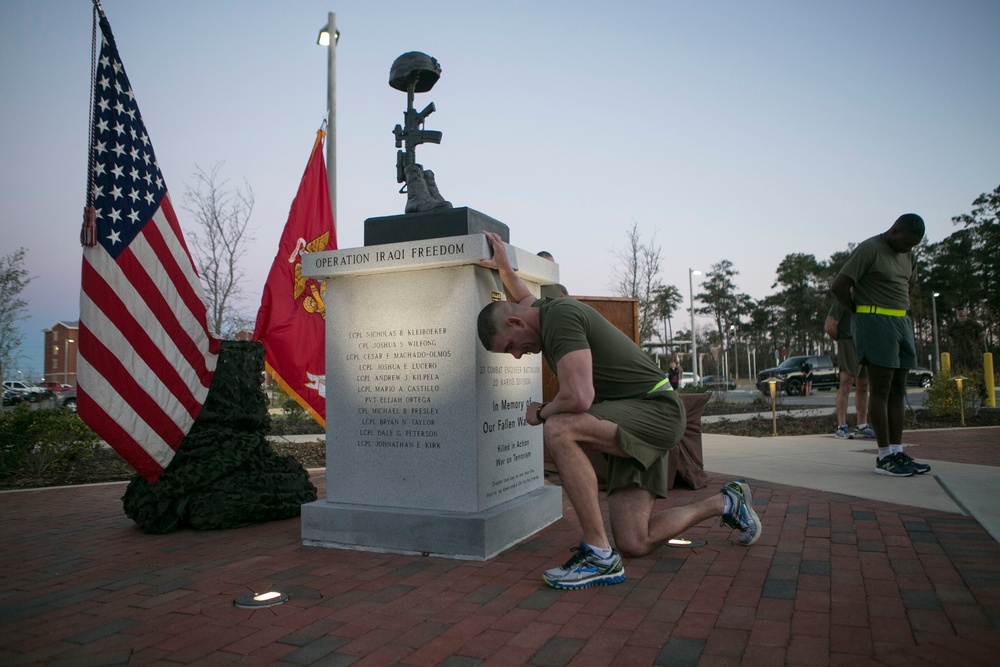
[390,51,453,214]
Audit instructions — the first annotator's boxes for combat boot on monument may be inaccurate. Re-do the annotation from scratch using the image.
[423,169,452,206]
[404,164,451,213]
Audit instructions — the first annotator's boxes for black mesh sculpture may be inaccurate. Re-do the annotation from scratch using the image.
[122,340,318,533]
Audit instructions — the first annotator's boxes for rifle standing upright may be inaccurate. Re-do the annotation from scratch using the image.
[389,52,452,214]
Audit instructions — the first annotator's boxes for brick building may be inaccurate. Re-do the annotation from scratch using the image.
[43,321,79,387]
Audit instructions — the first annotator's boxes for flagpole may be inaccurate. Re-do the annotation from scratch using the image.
[325,11,337,230]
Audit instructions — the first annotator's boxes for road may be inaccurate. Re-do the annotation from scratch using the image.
[709,383,1000,412]
[710,384,931,410]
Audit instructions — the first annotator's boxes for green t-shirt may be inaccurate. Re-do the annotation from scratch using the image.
[837,234,916,311]
[537,298,663,401]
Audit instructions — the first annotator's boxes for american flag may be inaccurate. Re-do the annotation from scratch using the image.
[78,12,220,483]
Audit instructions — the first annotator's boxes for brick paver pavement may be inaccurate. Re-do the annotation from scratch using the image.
[1,428,999,666]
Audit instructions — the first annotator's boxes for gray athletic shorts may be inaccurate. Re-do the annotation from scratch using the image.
[587,390,685,499]
[851,314,917,369]
[837,337,866,377]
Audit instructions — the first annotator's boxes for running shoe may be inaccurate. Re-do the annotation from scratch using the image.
[854,424,876,439]
[835,425,854,439]
[874,453,915,477]
[720,480,761,546]
[542,543,625,590]
[897,451,931,474]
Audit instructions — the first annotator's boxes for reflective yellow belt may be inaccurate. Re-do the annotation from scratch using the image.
[648,377,674,393]
[856,305,907,317]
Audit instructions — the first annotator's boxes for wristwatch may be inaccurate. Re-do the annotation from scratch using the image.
[536,403,547,423]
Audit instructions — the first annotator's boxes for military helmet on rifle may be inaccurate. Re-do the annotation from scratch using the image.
[389,51,441,93]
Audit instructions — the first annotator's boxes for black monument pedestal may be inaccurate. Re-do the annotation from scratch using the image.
[364,207,510,246]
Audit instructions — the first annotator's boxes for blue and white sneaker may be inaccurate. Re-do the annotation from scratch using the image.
[720,480,761,546]
[542,543,625,590]
[835,425,854,439]
[854,424,876,439]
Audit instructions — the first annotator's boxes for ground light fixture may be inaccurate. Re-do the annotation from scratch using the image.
[769,379,778,435]
[234,590,289,609]
[667,537,707,548]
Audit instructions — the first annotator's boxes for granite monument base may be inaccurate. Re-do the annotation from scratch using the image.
[364,206,509,246]
[302,486,561,560]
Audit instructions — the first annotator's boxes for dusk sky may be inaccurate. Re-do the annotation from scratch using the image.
[2,0,998,379]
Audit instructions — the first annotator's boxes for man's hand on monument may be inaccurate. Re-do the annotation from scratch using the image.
[479,231,512,272]
[480,231,535,305]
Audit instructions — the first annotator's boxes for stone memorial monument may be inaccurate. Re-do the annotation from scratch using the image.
[299,53,563,560]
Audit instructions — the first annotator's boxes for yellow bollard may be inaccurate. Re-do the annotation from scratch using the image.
[769,380,778,436]
[941,352,951,376]
[984,353,996,408]
[956,377,965,426]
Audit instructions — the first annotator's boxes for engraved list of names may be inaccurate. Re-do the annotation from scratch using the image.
[349,325,450,452]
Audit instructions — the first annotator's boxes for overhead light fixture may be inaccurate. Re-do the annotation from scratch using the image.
[234,591,289,609]
[317,24,340,46]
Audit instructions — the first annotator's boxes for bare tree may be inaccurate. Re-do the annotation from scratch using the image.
[609,222,663,343]
[0,248,33,411]
[182,163,255,337]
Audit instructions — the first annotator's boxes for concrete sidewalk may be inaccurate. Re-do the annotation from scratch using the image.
[703,428,1000,543]
[1,428,999,666]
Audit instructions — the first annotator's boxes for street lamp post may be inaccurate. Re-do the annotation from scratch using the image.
[689,269,702,380]
[317,13,339,228]
[931,292,940,374]
[730,324,738,382]
[64,339,74,385]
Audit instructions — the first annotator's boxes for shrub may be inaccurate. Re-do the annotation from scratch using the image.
[0,404,101,478]
[924,368,984,417]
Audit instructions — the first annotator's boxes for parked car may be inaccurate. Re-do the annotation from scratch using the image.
[40,381,71,393]
[680,372,700,388]
[3,388,29,407]
[907,367,933,388]
[699,375,737,391]
[60,389,78,412]
[756,355,839,396]
[2,380,48,402]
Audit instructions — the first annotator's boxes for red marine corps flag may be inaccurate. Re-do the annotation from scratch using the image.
[78,4,221,483]
[253,129,336,426]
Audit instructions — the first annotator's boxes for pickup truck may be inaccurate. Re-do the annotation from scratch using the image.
[2,380,51,403]
[755,355,839,396]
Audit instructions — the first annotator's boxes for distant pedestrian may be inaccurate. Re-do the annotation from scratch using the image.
[536,250,569,298]
[667,359,681,390]
[831,213,931,477]
[800,359,813,397]
[948,304,986,375]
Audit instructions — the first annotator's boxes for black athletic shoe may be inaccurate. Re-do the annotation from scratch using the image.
[898,452,931,474]
[874,453,915,477]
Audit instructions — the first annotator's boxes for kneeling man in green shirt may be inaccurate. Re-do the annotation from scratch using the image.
[478,231,760,590]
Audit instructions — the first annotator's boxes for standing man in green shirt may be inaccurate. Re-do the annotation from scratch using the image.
[830,214,931,477]
[478,232,760,590]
